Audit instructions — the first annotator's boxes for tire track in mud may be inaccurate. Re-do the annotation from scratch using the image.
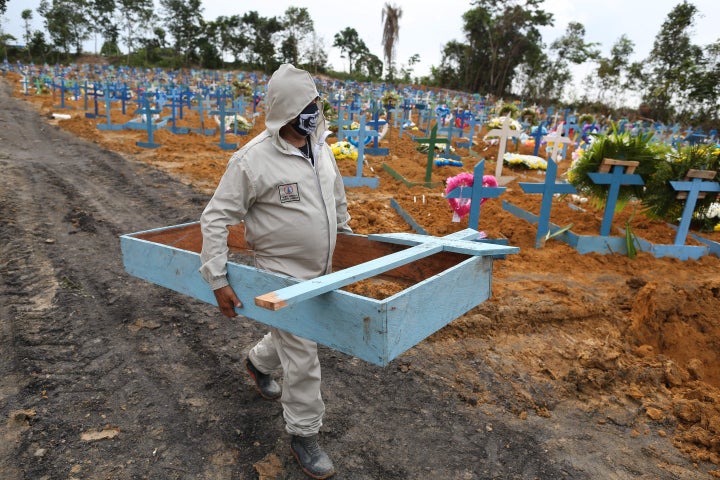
[0,82,278,478]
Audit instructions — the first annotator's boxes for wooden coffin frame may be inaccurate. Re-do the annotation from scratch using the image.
[120,222,518,366]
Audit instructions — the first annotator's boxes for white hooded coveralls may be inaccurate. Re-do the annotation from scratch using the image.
[199,64,351,436]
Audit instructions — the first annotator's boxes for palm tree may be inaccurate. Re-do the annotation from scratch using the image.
[381,3,402,81]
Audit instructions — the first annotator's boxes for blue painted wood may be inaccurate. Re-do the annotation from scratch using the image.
[455,114,480,149]
[445,160,505,231]
[368,231,518,256]
[587,163,644,236]
[669,225,720,257]
[135,94,163,149]
[389,198,428,235]
[502,200,710,259]
[120,222,512,366]
[189,93,216,135]
[96,84,124,131]
[531,122,546,156]
[365,110,390,156]
[256,242,444,310]
[669,173,720,245]
[209,95,239,150]
[339,116,379,189]
[518,158,577,247]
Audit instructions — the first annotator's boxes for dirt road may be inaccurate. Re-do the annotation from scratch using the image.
[0,76,715,479]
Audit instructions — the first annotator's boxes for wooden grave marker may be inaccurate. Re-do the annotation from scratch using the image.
[486,117,520,178]
[517,158,578,248]
[587,158,644,236]
[444,159,506,232]
[415,124,449,185]
[670,170,720,245]
[340,115,380,188]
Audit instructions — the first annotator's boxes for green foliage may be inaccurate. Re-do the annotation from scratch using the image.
[567,124,668,205]
[498,103,519,118]
[333,27,369,75]
[642,145,720,226]
[100,41,121,57]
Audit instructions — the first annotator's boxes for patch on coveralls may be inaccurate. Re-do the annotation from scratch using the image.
[277,183,301,203]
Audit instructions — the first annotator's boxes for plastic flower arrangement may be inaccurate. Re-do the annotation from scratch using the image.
[417,143,455,154]
[642,144,720,231]
[503,153,547,170]
[696,202,720,232]
[381,90,402,108]
[567,123,667,208]
[231,80,253,99]
[331,141,358,161]
[227,115,253,132]
[486,116,522,131]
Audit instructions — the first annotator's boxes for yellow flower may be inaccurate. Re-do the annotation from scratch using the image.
[331,141,358,161]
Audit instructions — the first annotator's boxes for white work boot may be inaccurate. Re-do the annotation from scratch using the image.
[290,434,335,479]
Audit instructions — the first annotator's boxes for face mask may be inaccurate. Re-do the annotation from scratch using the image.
[291,102,319,137]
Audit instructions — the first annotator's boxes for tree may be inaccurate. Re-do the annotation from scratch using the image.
[333,27,369,74]
[280,7,314,66]
[87,0,117,53]
[356,52,383,79]
[593,35,635,105]
[381,3,402,81]
[160,0,203,64]
[117,0,155,61]
[305,33,329,74]
[28,30,51,61]
[640,1,702,122]
[38,0,92,55]
[241,11,283,70]
[686,40,720,126]
[0,0,6,15]
[435,0,553,96]
[399,53,420,83]
[21,9,33,45]
[544,22,600,98]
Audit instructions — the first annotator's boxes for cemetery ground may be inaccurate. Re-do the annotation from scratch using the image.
[2,72,720,480]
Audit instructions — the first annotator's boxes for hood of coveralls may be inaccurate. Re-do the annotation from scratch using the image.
[264,64,323,136]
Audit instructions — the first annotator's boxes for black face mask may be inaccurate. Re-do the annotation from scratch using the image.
[291,102,319,137]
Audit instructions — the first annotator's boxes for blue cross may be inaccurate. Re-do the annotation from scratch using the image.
[437,123,462,159]
[135,94,163,149]
[531,121,547,156]
[209,93,239,150]
[365,110,389,156]
[587,160,644,236]
[670,171,720,245]
[518,158,578,247]
[445,160,506,230]
[190,92,216,135]
[97,84,124,131]
[342,116,378,179]
[455,114,480,149]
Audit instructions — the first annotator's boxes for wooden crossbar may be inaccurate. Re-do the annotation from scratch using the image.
[255,242,443,311]
[598,158,639,174]
[676,169,718,199]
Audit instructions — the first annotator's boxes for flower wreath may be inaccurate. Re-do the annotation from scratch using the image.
[444,173,498,218]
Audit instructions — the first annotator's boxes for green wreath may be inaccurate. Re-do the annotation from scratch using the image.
[567,124,668,209]
[642,145,720,230]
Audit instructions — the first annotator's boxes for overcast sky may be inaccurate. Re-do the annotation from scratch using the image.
[3,0,719,83]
